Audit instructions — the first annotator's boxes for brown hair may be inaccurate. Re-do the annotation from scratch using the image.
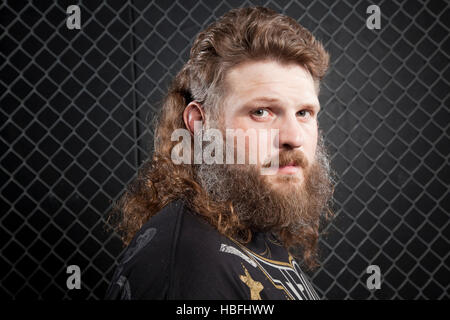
[108,7,330,268]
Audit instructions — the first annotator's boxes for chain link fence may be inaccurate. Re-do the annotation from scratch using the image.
[1,0,449,299]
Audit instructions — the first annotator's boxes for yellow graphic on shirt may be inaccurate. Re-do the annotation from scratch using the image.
[239,265,263,300]
[227,237,320,300]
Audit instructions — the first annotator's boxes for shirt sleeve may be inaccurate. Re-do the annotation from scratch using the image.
[105,201,184,300]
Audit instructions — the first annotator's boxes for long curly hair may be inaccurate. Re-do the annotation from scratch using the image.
[107,7,331,269]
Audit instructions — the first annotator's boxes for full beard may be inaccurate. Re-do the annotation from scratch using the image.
[194,133,334,241]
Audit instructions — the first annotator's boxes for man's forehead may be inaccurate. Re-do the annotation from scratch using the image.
[223,60,320,109]
[240,96,320,110]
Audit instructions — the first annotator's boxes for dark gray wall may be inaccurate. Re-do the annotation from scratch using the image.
[0,0,449,299]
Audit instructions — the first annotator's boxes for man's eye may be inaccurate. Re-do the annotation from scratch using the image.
[297,110,311,117]
[252,109,270,117]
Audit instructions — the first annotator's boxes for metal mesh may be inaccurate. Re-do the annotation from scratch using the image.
[1,0,448,299]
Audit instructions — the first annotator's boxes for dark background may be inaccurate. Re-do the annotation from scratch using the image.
[0,0,448,299]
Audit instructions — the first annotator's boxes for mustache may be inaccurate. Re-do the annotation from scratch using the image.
[262,149,309,168]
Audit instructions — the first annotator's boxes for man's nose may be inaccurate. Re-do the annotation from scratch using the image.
[277,115,303,150]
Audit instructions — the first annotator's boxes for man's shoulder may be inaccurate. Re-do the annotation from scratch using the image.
[153,199,235,266]
[106,199,244,299]
[120,199,229,264]
[123,199,184,256]
[135,199,225,250]
[106,200,196,298]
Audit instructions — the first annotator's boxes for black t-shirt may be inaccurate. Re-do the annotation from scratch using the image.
[105,199,320,300]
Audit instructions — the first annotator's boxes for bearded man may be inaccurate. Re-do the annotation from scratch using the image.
[106,6,334,300]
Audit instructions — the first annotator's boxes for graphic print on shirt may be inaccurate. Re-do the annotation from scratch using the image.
[239,264,264,300]
[220,241,319,300]
[110,227,158,299]
[220,243,257,267]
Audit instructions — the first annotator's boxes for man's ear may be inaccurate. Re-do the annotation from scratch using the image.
[183,101,205,136]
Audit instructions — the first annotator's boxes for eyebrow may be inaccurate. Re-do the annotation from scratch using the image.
[242,97,320,111]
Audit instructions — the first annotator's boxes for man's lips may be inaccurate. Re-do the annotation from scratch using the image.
[277,162,300,174]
